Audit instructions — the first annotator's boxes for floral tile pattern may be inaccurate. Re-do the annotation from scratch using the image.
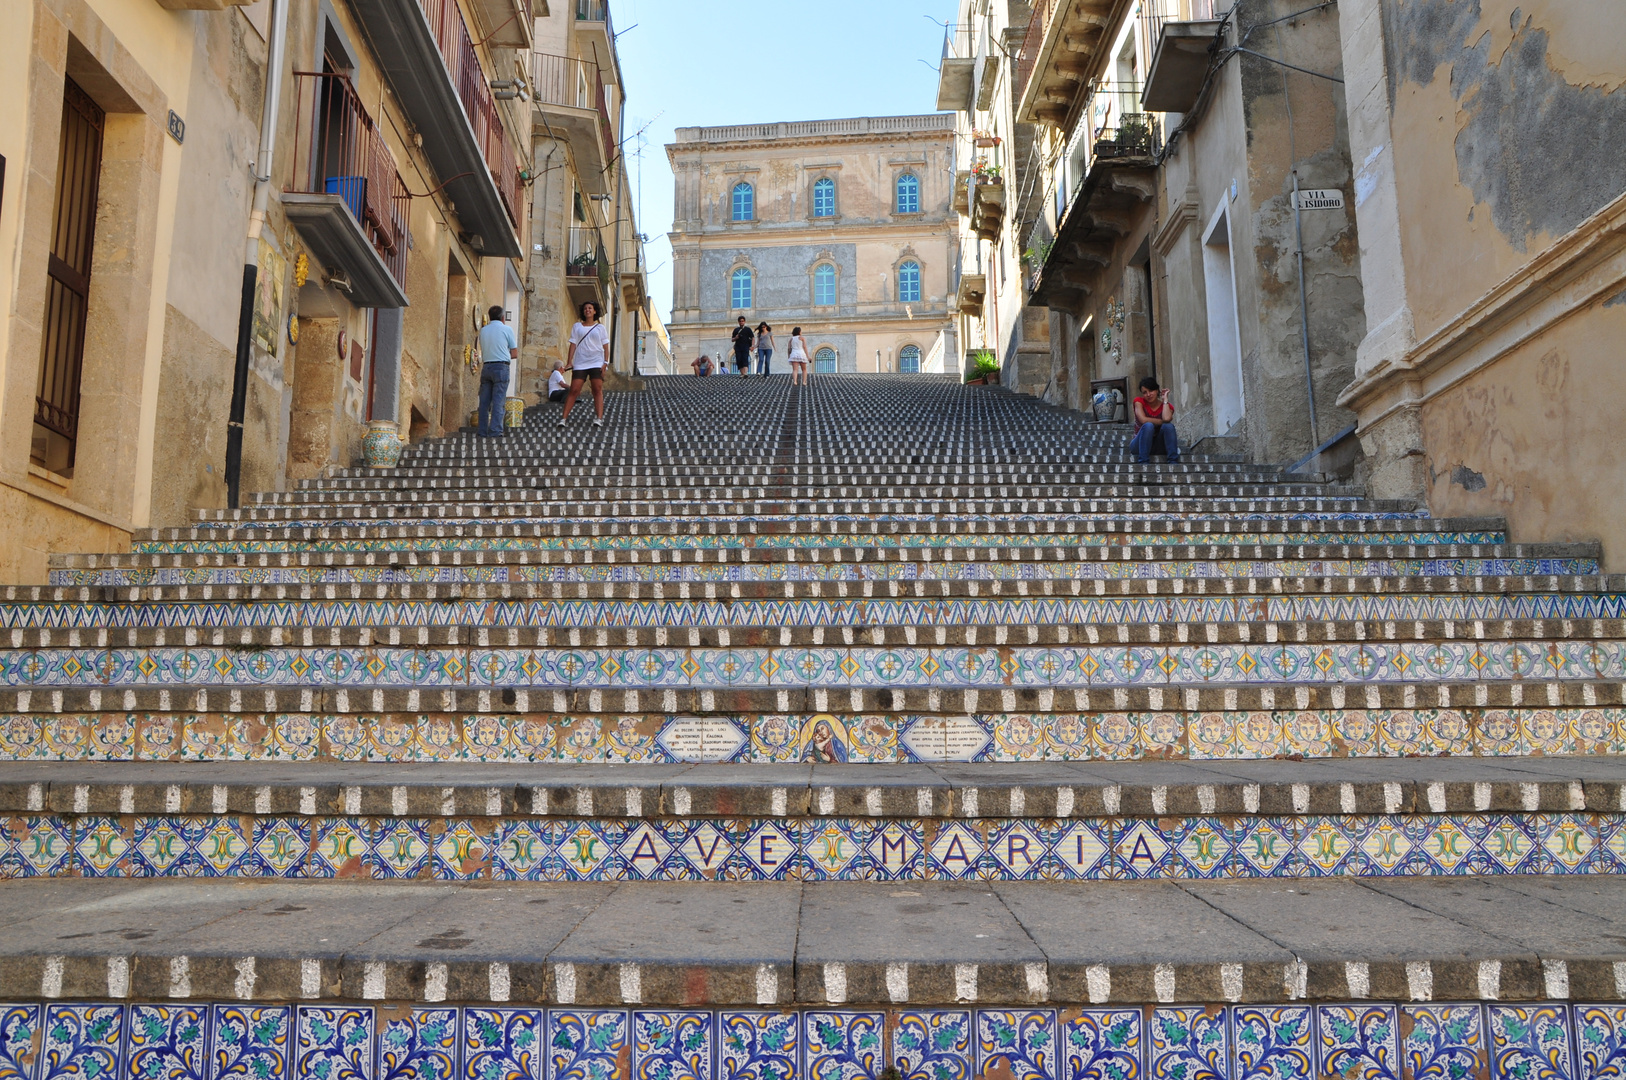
[804,1012,884,1080]
[892,1010,971,1080]
[0,1006,38,1080]
[546,1011,627,1080]
[718,1012,798,1080]
[632,1012,712,1080]
[211,1006,291,1080]
[976,1010,1057,1080]
[1151,1008,1227,1080]
[294,1007,374,1080]
[126,1005,210,1080]
[463,1009,542,1080]
[38,1004,121,1080]
[1061,1009,1140,1080]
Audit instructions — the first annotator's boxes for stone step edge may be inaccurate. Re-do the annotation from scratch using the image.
[11,619,1626,650]
[6,774,1615,818]
[4,680,1620,714]
[0,952,1604,1007]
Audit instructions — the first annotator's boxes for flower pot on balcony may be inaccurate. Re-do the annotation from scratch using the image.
[362,420,403,469]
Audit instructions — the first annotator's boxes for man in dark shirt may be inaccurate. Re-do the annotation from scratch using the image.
[731,316,755,377]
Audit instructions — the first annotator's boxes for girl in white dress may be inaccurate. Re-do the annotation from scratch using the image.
[787,327,811,387]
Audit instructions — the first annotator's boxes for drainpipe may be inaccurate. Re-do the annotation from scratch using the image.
[1290,170,1320,448]
[226,0,288,510]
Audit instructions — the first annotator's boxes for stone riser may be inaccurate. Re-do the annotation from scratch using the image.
[0,704,1622,764]
[303,467,1268,488]
[46,556,1604,588]
[0,809,1617,882]
[15,593,1625,631]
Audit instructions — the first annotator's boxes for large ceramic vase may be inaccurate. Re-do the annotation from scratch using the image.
[363,420,403,468]
[504,397,524,430]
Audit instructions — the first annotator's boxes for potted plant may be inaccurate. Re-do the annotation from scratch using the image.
[972,129,1001,148]
[971,159,1004,184]
[966,349,1000,385]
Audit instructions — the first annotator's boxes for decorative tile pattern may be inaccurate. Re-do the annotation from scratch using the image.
[0,1005,38,1080]
[127,1005,210,1080]
[546,1011,628,1080]
[1233,1007,1312,1080]
[1061,1009,1140,1080]
[804,1012,884,1080]
[462,1009,542,1080]
[892,1010,971,1080]
[294,1007,374,1080]
[718,1012,797,1080]
[976,1010,1057,1080]
[1491,1007,1574,1080]
[1319,1005,1400,1080]
[212,1006,292,1080]
[1402,1005,1483,1080]
[377,1009,457,1080]
[1151,1008,1227,1080]
[39,1004,121,1080]
[632,1012,712,1080]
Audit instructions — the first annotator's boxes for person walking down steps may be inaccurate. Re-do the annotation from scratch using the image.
[477,305,517,438]
[731,316,755,377]
[787,327,811,387]
[754,322,774,376]
[561,300,609,428]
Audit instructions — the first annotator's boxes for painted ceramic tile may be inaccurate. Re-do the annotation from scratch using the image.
[1576,1005,1626,1080]
[294,1007,374,1080]
[892,1010,971,1080]
[1233,1007,1312,1080]
[717,1012,797,1080]
[39,1004,122,1080]
[804,1012,884,1080]
[1060,1009,1140,1080]
[1489,1007,1573,1080]
[0,1005,39,1080]
[976,1010,1057,1080]
[546,1010,628,1080]
[1150,1008,1226,1080]
[1401,1005,1482,1080]
[1319,1005,1400,1080]
[211,1005,291,1080]
[632,1012,712,1080]
[462,1008,543,1080]
[377,1008,457,1080]
[127,1005,210,1080]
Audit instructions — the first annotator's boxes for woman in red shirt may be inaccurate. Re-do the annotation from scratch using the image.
[1131,376,1180,463]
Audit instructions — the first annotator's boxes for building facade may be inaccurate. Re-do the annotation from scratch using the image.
[666,115,957,375]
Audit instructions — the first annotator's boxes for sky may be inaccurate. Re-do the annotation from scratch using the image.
[610,0,954,327]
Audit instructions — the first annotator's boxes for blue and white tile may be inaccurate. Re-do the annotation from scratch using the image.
[39,1003,123,1080]
[892,1010,971,1080]
[0,1004,39,1080]
[1233,1006,1312,1080]
[1490,1007,1574,1080]
[633,1012,712,1080]
[1149,1008,1226,1080]
[546,1011,628,1080]
[210,1005,291,1080]
[126,1004,210,1080]
[1060,1010,1140,1080]
[462,1008,543,1080]
[717,1012,796,1080]
[377,1008,457,1080]
[294,1007,373,1080]
[804,1012,885,1080]
[976,1010,1057,1080]
[1318,1005,1400,1080]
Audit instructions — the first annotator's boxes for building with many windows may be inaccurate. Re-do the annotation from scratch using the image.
[665,115,957,374]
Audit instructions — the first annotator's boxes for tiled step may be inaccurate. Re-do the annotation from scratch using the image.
[0,876,1620,1006]
[5,590,1625,631]
[307,460,1268,485]
[0,695,1622,764]
[46,548,1604,587]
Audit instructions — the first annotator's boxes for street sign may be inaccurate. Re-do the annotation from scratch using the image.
[1292,188,1345,210]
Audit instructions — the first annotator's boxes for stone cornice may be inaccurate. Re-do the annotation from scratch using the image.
[1338,190,1626,423]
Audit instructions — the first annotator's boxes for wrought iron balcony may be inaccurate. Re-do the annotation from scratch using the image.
[565,223,610,309]
[532,52,616,194]
[282,72,410,308]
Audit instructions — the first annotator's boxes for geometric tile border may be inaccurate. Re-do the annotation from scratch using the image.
[0,1004,1623,1080]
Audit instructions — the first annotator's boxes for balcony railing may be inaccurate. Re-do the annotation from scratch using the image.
[417,0,521,228]
[289,72,409,291]
[1145,0,1222,53]
[567,224,610,289]
[532,52,615,164]
[1014,0,1059,103]
[1086,83,1163,159]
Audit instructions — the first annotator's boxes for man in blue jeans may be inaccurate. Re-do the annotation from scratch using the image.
[477,305,517,437]
[1130,376,1179,463]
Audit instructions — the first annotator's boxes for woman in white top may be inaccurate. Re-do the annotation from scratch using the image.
[786,327,811,387]
[754,322,774,377]
[560,300,609,427]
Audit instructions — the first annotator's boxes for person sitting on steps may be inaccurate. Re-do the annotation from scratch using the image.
[547,362,568,404]
[690,354,713,377]
[1131,376,1179,464]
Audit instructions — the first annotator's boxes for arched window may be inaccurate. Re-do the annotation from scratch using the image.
[813,178,835,218]
[897,260,922,304]
[731,181,754,221]
[899,345,921,373]
[731,267,753,309]
[814,263,837,307]
[814,347,837,374]
[895,173,920,214]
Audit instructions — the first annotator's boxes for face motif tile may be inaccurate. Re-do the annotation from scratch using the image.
[378,1008,457,1080]
[804,1013,884,1080]
[127,1005,210,1080]
[211,1005,291,1080]
[1233,1006,1312,1080]
[39,1004,122,1080]
[632,1012,712,1080]
[1319,1005,1400,1080]
[892,1011,971,1080]
[294,1007,374,1080]
[976,1010,1057,1080]
[0,1005,39,1080]
[1150,1008,1227,1080]
[1491,1007,1574,1080]
[1060,1009,1140,1080]
[717,1012,797,1080]
[546,1011,628,1080]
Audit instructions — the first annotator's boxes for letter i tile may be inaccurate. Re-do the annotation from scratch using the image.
[1401,1006,1483,1080]
[1150,1008,1226,1080]
[633,1012,713,1080]
[39,1004,123,1080]
[378,1008,457,1080]
[127,1005,210,1080]
[892,1010,971,1080]
[1061,1010,1141,1080]
[1234,1007,1312,1080]
[0,1005,39,1080]
[462,1009,543,1080]
[975,1010,1057,1080]
[546,1011,628,1080]
[717,1012,798,1080]
[211,1005,291,1080]
[1489,1007,1573,1080]
[805,1013,884,1080]
[1318,1005,1400,1080]
[294,1007,374,1080]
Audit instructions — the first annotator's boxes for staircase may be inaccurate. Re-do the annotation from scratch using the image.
[1,375,1624,1080]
